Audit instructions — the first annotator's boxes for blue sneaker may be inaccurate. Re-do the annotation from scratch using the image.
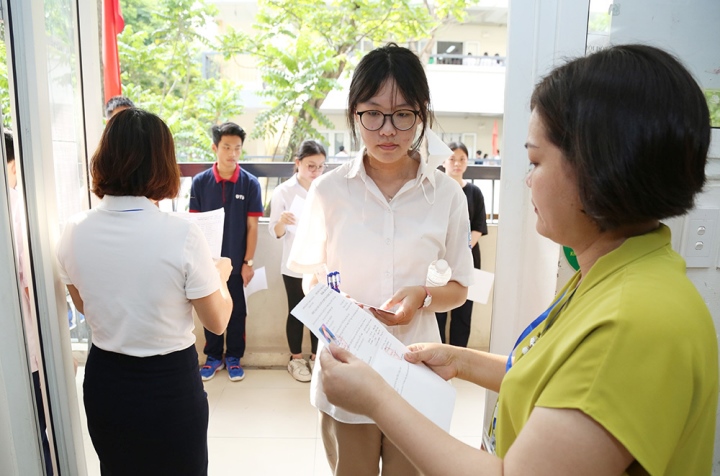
[226,356,245,381]
[200,356,224,381]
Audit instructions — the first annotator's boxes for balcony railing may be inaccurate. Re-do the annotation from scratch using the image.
[429,54,506,67]
[177,161,502,222]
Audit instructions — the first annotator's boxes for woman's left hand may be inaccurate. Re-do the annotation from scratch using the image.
[370,285,426,326]
[320,344,388,416]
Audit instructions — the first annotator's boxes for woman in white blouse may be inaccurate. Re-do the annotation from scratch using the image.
[268,139,326,382]
[57,109,232,476]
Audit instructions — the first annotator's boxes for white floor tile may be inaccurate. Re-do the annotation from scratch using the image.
[209,437,316,476]
[76,367,486,474]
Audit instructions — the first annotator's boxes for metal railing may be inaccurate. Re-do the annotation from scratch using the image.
[178,162,502,221]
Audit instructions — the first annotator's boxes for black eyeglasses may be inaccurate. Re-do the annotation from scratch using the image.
[356,110,420,131]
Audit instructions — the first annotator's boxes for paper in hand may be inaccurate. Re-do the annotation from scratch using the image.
[171,208,225,258]
[291,284,456,431]
[467,269,494,304]
[244,266,268,299]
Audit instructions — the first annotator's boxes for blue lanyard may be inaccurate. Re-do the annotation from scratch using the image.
[505,290,567,373]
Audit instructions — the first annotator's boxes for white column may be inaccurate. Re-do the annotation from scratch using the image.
[485,0,590,427]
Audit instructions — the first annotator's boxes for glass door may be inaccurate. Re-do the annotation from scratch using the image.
[0,0,104,473]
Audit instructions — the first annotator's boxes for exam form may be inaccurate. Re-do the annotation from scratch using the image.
[171,208,225,258]
[291,284,456,431]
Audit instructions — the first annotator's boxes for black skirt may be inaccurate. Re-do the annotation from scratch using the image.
[83,344,208,476]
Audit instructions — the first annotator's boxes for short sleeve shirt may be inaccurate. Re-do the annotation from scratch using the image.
[189,163,263,273]
[496,225,718,475]
[463,182,487,269]
[56,195,220,357]
[288,150,474,423]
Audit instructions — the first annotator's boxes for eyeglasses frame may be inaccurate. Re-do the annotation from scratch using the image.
[355,109,421,131]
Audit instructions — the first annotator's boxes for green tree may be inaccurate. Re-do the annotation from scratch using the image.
[0,29,10,129]
[220,0,476,160]
[119,0,244,161]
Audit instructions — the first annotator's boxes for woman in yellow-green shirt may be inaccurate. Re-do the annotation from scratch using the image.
[317,44,718,476]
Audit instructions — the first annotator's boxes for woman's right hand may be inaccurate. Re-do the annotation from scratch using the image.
[279,211,296,226]
[404,343,460,381]
[214,257,233,282]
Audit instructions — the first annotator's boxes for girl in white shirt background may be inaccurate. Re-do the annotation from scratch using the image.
[268,139,326,382]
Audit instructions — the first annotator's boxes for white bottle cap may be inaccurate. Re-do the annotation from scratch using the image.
[434,259,449,273]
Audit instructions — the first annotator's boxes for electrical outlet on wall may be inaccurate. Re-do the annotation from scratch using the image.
[681,208,719,268]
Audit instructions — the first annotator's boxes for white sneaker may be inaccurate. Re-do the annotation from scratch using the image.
[288,358,312,382]
[308,358,315,372]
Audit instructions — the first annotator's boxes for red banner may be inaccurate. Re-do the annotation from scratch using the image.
[491,120,499,156]
[103,0,125,103]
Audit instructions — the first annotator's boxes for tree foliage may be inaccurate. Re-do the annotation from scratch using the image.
[0,30,10,129]
[119,0,244,161]
[220,0,476,160]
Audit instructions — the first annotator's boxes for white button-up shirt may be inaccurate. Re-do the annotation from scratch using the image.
[288,150,473,423]
[57,195,220,357]
[267,174,307,278]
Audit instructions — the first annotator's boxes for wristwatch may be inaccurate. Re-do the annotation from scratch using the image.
[243,259,254,267]
[419,286,432,309]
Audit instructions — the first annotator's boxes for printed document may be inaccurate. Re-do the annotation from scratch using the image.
[171,208,225,258]
[291,284,456,431]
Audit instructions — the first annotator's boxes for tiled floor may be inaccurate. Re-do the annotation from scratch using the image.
[76,366,486,475]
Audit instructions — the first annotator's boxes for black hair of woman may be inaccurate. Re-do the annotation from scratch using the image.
[531,44,710,231]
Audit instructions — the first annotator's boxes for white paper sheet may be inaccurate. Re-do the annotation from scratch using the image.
[467,269,495,304]
[171,208,225,259]
[425,128,453,171]
[291,284,456,431]
[244,266,268,299]
[286,195,305,234]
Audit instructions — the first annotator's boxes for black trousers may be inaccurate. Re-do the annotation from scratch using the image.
[204,274,247,359]
[283,274,318,355]
[83,345,209,476]
[436,299,474,347]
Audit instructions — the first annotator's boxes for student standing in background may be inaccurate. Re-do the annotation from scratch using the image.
[436,141,488,347]
[190,122,263,382]
[104,95,134,119]
[268,139,326,382]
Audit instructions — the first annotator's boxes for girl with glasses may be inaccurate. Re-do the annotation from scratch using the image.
[269,139,326,382]
[288,43,473,475]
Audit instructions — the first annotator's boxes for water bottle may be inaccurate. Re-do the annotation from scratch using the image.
[426,259,452,287]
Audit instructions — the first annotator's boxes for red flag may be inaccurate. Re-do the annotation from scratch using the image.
[103,0,125,103]
[491,120,499,156]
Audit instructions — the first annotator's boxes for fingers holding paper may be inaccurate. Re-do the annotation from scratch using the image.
[405,343,460,381]
[320,344,389,417]
[279,211,296,226]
